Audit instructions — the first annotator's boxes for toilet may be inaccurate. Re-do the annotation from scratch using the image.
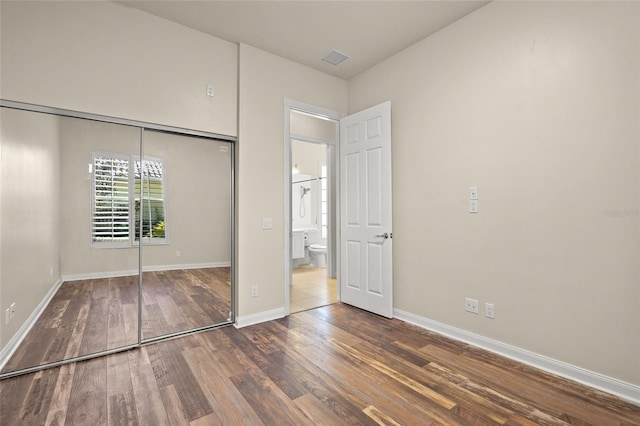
[308,244,327,268]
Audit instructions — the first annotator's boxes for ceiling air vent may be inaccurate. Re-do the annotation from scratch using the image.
[321,49,350,66]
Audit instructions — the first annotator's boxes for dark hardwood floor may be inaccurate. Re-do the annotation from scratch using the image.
[141,268,231,340]
[1,268,231,373]
[1,303,638,425]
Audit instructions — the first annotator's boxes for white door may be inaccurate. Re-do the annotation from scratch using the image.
[340,101,392,318]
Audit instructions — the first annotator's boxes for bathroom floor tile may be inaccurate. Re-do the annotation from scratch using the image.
[290,265,337,313]
[289,303,306,314]
[302,286,335,298]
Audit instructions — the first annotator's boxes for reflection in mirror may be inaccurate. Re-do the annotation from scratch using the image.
[0,109,140,373]
[1,103,234,378]
[140,130,232,341]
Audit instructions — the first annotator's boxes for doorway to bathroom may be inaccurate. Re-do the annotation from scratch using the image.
[284,100,342,315]
[290,139,337,313]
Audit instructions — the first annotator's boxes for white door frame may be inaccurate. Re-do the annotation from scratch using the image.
[283,99,344,315]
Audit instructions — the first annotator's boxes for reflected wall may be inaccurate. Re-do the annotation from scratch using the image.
[1,108,63,351]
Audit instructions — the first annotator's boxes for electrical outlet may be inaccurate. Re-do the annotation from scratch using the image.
[485,303,495,319]
[465,298,479,314]
[251,285,258,298]
[10,303,15,319]
[5,308,10,325]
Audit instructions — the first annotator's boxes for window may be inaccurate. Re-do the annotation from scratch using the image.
[320,163,328,239]
[91,152,166,247]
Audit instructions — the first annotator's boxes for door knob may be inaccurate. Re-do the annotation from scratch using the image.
[375,232,389,239]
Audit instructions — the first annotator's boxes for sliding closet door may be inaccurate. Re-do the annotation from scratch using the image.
[1,101,235,378]
[140,130,232,341]
[0,109,140,374]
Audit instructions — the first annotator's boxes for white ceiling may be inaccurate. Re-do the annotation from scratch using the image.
[116,1,490,80]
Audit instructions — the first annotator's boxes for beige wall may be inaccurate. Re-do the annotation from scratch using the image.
[0,1,237,136]
[237,44,347,318]
[290,111,336,142]
[0,109,61,347]
[292,141,327,178]
[349,1,640,385]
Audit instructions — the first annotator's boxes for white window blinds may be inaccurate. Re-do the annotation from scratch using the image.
[92,154,131,246]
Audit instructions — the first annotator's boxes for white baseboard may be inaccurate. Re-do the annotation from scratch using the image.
[0,278,64,372]
[62,262,231,282]
[62,269,138,281]
[143,262,231,272]
[234,308,285,329]
[393,308,640,406]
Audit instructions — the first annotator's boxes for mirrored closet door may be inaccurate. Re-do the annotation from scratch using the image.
[0,102,235,378]
[140,130,232,342]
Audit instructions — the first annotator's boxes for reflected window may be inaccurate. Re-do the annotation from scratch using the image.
[91,152,166,247]
[134,158,166,243]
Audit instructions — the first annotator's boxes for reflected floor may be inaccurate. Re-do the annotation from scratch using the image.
[2,267,231,374]
[290,264,338,314]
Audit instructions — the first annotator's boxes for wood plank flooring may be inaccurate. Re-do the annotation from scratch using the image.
[1,303,638,425]
[1,268,231,374]
[141,268,231,340]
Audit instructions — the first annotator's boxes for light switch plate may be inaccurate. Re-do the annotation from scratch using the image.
[262,218,273,230]
[470,186,478,200]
